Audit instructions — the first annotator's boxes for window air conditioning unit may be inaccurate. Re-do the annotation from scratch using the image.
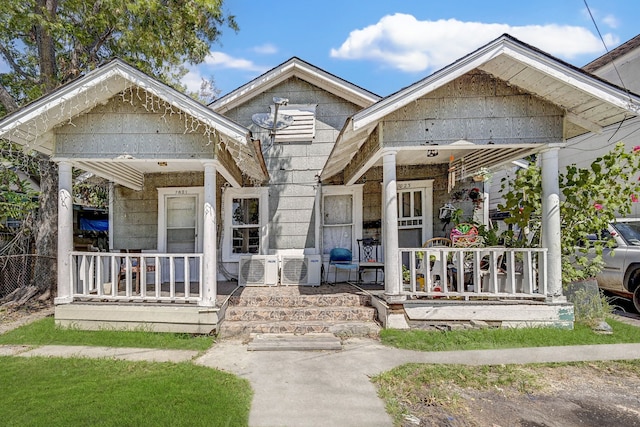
[280,255,322,286]
[238,255,279,286]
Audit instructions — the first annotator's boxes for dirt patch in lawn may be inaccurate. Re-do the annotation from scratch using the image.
[384,363,640,427]
[0,301,53,335]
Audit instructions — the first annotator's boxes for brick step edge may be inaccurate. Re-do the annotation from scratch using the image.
[224,306,376,322]
[227,294,371,307]
[218,320,381,339]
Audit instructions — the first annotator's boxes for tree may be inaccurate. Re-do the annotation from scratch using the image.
[0,0,237,301]
[499,142,640,285]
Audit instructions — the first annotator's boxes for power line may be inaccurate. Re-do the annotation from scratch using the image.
[583,0,632,143]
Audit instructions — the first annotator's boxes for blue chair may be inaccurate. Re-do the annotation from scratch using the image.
[328,248,359,285]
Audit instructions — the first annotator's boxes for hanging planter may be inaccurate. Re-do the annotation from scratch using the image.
[469,187,483,209]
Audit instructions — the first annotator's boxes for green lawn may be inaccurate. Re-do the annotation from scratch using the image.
[0,356,252,427]
[0,317,213,351]
[380,317,640,351]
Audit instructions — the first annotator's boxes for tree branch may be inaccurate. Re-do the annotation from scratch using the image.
[0,83,19,113]
[0,44,38,82]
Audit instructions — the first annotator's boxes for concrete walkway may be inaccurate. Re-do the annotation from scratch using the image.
[196,338,640,427]
[3,313,640,426]
[5,338,640,426]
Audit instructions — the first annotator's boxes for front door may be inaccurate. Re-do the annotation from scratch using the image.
[157,187,204,285]
[165,195,197,253]
[397,180,433,249]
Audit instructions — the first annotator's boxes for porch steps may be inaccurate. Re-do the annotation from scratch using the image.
[218,284,381,339]
[247,333,342,351]
[224,306,375,322]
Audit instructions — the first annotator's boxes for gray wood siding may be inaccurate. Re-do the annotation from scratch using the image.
[112,172,216,250]
[224,77,361,250]
[55,96,216,159]
[382,71,563,146]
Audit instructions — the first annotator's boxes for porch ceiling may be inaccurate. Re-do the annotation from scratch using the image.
[320,34,640,182]
[347,144,540,186]
[69,158,244,191]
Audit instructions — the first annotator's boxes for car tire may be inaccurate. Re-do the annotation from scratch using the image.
[633,286,640,313]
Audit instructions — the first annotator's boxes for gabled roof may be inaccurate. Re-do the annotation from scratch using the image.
[584,33,640,73]
[210,57,381,114]
[0,59,267,184]
[321,34,640,181]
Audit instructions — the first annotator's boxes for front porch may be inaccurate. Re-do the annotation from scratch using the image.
[55,279,239,334]
[60,246,574,333]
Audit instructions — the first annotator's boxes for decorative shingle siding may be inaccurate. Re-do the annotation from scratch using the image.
[225,77,362,250]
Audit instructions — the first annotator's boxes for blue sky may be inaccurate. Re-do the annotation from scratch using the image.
[183,0,640,98]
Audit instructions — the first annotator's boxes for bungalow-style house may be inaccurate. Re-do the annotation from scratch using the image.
[1,34,639,333]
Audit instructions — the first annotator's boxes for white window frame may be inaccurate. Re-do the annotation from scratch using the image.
[321,185,363,260]
[157,187,204,253]
[222,187,269,262]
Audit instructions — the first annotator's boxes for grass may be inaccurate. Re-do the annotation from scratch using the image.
[0,317,214,351]
[0,356,252,427]
[379,317,640,352]
[373,363,540,424]
[372,359,640,426]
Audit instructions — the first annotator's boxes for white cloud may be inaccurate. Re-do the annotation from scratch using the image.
[253,43,278,55]
[602,14,619,29]
[181,52,270,94]
[581,7,619,29]
[181,69,204,94]
[204,51,268,72]
[330,14,619,73]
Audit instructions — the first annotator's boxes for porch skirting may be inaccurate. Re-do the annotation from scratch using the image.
[372,297,575,330]
[55,303,223,334]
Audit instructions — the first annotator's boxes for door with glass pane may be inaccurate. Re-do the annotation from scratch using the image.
[163,194,198,285]
[166,195,197,253]
[323,194,353,253]
[398,189,425,249]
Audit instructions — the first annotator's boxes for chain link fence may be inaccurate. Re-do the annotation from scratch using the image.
[0,255,55,299]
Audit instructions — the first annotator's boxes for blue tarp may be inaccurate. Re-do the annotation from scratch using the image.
[80,218,108,231]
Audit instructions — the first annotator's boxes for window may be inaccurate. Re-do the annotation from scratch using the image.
[322,185,363,255]
[231,197,260,254]
[223,187,268,261]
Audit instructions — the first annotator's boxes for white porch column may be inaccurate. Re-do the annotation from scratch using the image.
[382,151,403,300]
[200,162,217,307]
[55,161,73,304]
[541,147,564,299]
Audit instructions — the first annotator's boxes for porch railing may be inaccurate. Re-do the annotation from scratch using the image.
[70,252,203,303]
[400,247,548,299]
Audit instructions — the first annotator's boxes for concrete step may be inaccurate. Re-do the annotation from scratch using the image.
[218,320,381,339]
[247,333,342,351]
[228,294,370,308]
[224,306,376,322]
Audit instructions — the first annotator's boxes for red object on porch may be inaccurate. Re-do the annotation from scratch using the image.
[450,223,480,247]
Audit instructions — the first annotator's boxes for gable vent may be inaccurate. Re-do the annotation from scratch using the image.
[271,104,316,142]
